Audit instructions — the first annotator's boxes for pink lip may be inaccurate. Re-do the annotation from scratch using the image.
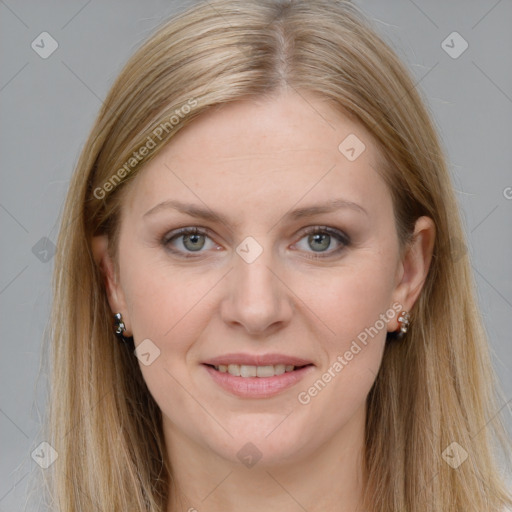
[203,364,315,398]
[203,353,313,367]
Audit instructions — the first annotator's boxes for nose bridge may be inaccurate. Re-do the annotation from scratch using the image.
[233,236,281,304]
[221,234,292,332]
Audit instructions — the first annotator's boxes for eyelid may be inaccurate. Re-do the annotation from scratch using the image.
[298,225,350,245]
[291,225,350,259]
[162,226,212,244]
[162,226,218,251]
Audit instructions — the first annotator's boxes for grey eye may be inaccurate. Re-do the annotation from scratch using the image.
[182,232,206,251]
[307,232,332,252]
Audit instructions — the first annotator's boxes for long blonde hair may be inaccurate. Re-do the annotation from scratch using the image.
[38,0,512,510]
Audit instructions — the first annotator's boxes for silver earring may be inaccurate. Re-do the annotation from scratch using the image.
[396,311,410,339]
[113,313,133,345]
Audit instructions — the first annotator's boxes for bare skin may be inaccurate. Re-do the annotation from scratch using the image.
[93,90,435,511]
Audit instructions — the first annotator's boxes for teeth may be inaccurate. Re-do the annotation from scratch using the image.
[240,365,257,377]
[271,364,286,376]
[214,364,297,377]
[256,365,275,377]
[227,364,240,376]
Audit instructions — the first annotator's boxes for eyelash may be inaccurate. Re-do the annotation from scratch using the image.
[161,226,351,260]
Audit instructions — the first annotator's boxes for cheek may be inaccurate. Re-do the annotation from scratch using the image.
[297,250,397,348]
[291,256,396,437]
[119,240,212,340]
[120,254,224,378]
[121,261,212,411]
[336,265,394,340]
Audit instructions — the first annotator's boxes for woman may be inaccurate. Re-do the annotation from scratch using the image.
[40,0,512,510]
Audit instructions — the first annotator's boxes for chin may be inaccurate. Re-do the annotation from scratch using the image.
[205,418,315,467]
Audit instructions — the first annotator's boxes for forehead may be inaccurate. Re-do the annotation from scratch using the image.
[122,91,390,221]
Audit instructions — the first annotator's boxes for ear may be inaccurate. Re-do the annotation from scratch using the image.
[91,234,132,335]
[389,216,435,331]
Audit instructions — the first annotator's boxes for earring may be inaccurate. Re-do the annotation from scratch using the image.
[396,311,411,339]
[113,313,133,345]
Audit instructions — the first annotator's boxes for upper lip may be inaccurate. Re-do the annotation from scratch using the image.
[203,353,314,367]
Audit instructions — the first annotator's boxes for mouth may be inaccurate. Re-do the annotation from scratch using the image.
[202,360,315,398]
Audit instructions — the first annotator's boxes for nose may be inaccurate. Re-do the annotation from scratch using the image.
[220,242,294,336]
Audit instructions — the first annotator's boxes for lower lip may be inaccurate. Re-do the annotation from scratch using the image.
[203,364,314,398]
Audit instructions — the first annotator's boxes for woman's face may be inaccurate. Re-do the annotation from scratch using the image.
[103,91,422,467]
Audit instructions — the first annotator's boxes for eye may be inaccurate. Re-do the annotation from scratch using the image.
[162,227,217,257]
[162,225,350,259]
[293,226,350,258]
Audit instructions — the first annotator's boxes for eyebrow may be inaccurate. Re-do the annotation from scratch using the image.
[143,198,368,226]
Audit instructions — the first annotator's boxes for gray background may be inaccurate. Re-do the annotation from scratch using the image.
[1,0,511,510]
